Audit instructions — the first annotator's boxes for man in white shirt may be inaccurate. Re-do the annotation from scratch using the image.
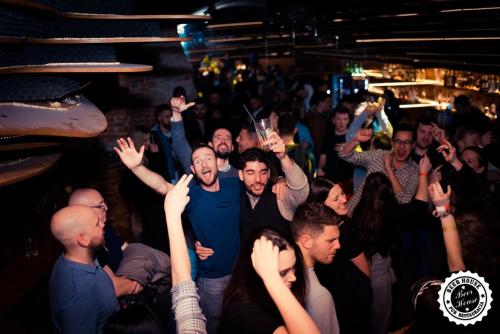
[291,202,342,334]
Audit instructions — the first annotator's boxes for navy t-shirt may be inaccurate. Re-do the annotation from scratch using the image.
[49,255,119,334]
[187,177,242,278]
[321,131,354,183]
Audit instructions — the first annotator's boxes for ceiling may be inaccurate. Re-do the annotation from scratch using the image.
[143,0,500,73]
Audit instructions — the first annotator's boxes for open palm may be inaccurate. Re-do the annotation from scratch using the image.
[113,137,144,170]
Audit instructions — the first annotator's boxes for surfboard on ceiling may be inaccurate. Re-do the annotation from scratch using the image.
[0,95,107,138]
[0,152,61,187]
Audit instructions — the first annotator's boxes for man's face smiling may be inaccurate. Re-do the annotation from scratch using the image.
[239,160,270,197]
[211,129,233,159]
[191,147,218,187]
[392,131,415,163]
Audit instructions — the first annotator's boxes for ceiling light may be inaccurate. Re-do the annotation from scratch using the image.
[399,103,439,109]
[395,13,418,17]
[440,6,500,13]
[369,80,442,87]
[207,37,254,43]
[356,36,500,42]
[363,70,384,78]
[206,21,263,29]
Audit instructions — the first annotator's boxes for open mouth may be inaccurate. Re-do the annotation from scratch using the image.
[252,183,264,191]
[217,143,228,151]
[337,204,347,212]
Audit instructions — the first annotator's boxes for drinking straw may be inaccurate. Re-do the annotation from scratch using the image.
[242,104,257,125]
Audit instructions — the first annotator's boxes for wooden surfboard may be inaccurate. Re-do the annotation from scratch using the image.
[0,36,191,44]
[0,142,59,152]
[0,95,107,137]
[61,13,211,21]
[0,152,61,187]
[0,63,153,74]
[0,0,211,21]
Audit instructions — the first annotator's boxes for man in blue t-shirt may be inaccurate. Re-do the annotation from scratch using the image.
[49,205,119,334]
[115,116,241,333]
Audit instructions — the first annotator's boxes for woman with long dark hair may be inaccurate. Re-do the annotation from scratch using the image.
[218,228,318,334]
[351,172,398,334]
[309,177,370,276]
[308,177,372,334]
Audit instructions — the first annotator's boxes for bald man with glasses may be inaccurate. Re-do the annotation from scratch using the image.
[69,188,144,297]
[49,205,119,334]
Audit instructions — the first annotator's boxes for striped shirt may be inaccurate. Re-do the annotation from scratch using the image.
[339,149,419,214]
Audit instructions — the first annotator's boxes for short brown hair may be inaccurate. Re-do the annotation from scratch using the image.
[291,202,342,241]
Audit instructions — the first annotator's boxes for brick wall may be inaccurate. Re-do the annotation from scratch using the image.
[95,40,196,241]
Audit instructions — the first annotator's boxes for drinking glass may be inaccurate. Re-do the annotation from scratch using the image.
[254,118,275,151]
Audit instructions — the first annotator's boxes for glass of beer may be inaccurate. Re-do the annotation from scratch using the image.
[254,118,275,151]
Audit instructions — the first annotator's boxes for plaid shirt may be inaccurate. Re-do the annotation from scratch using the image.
[171,281,207,334]
[339,149,419,214]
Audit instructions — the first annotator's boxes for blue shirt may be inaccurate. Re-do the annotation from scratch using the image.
[187,177,242,278]
[151,124,178,183]
[49,255,119,334]
[171,120,238,179]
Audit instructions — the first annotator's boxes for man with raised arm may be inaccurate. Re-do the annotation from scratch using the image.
[170,96,239,178]
[114,133,241,334]
[339,124,419,214]
[238,139,309,239]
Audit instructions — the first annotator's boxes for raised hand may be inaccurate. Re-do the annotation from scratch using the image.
[419,154,432,174]
[431,122,446,144]
[428,181,451,207]
[263,132,286,159]
[164,174,193,220]
[113,137,144,170]
[170,96,195,114]
[364,103,378,117]
[356,128,373,143]
[430,164,443,184]
[251,236,280,282]
[383,153,393,172]
[436,139,457,163]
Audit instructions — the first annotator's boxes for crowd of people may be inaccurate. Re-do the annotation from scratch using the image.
[48,65,499,334]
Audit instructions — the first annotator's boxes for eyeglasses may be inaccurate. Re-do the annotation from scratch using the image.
[90,203,107,210]
[393,139,414,146]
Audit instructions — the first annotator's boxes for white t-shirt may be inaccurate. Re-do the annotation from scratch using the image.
[306,267,340,334]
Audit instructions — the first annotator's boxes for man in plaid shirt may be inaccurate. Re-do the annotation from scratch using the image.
[339,123,419,214]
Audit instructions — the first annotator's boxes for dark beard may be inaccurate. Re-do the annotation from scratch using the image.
[196,172,219,187]
[88,242,103,258]
[216,150,230,159]
[245,183,266,197]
